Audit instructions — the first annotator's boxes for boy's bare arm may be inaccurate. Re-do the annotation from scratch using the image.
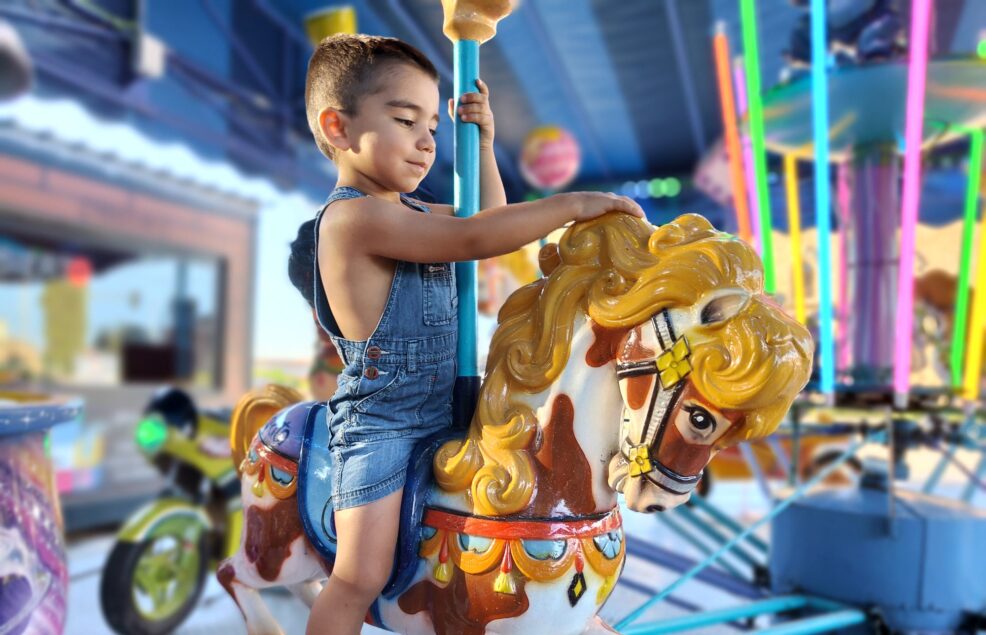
[322,192,643,264]
[479,146,507,210]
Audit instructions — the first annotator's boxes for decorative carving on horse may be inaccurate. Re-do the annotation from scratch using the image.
[219,213,813,634]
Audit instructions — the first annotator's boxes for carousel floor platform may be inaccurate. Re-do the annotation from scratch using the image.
[64,450,979,634]
[62,481,771,635]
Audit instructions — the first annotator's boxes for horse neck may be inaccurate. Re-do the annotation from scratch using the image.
[519,314,624,516]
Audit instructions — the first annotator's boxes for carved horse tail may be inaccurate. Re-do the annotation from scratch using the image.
[219,385,324,635]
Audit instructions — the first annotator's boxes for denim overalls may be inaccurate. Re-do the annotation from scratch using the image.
[313,186,457,509]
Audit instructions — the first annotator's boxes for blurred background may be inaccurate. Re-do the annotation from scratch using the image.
[1,1,986,633]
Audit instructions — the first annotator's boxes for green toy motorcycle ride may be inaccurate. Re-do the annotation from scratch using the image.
[100,387,241,635]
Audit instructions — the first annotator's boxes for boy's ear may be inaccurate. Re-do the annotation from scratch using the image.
[319,108,351,153]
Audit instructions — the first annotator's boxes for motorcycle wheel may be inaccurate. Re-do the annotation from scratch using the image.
[100,522,209,635]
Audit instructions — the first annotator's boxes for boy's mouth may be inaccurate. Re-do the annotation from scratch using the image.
[407,160,427,172]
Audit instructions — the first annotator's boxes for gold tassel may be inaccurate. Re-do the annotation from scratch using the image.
[434,533,451,583]
[494,545,517,594]
[494,570,517,594]
[433,561,452,583]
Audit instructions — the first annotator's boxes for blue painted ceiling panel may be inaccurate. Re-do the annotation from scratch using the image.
[532,0,645,177]
[493,8,609,181]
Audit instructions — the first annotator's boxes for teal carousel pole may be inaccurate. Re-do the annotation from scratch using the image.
[440,0,513,428]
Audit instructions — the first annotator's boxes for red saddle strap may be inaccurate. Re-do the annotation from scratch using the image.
[423,506,621,540]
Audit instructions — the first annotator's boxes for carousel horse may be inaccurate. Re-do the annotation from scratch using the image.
[218,213,813,635]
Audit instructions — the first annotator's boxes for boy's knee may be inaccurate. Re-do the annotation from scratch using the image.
[333,567,390,601]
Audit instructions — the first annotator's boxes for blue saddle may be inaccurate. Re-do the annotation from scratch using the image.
[296,403,459,599]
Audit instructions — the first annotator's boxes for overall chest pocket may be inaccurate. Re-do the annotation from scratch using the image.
[422,262,457,326]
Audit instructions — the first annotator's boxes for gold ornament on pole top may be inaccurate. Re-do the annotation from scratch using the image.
[440,0,515,43]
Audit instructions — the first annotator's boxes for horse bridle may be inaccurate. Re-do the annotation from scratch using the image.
[614,309,702,496]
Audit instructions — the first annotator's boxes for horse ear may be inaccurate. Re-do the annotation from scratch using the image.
[538,243,561,276]
[700,291,749,326]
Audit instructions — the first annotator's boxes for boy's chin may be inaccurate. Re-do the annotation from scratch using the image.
[400,176,427,193]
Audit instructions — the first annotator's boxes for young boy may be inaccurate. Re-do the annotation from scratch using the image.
[296,34,643,634]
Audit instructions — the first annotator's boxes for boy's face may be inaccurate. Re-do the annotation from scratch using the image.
[335,63,440,193]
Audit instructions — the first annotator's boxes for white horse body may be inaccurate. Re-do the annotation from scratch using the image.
[378,312,626,634]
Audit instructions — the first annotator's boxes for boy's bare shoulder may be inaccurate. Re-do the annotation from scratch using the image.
[318,196,404,240]
[408,198,455,216]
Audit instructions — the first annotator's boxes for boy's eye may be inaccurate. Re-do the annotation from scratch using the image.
[395,118,414,128]
[429,128,438,137]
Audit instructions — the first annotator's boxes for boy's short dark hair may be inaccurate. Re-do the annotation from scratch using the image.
[305,34,439,160]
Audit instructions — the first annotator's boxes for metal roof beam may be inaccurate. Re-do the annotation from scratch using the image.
[664,0,708,158]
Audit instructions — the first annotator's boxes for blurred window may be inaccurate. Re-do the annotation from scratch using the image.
[0,235,223,389]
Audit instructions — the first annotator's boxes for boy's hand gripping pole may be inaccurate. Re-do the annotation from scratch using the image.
[440,0,513,430]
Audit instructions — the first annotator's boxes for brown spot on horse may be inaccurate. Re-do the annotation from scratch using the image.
[398,567,529,635]
[586,323,631,367]
[526,394,596,516]
[245,498,305,581]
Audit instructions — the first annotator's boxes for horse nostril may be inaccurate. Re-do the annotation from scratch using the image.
[646,504,665,513]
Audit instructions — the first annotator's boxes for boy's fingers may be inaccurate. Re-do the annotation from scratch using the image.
[475,78,489,95]
[624,198,645,217]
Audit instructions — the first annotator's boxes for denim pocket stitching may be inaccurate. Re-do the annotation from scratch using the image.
[352,367,406,413]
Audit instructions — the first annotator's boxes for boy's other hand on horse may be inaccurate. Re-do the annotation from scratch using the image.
[561,191,646,222]
[449,78,495,150]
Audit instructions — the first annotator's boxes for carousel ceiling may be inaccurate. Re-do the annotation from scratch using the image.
[1,0,983,214]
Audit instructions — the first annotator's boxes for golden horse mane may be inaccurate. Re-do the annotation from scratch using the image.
[229,384,304,475]
[433,213,813,516]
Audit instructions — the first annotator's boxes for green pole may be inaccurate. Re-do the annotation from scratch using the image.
[951,129,984,388]
[739,0,776,293]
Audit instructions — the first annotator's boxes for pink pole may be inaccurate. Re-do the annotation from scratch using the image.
[734,57,762,255]
[893,0,933,407]
[837,163,852,373]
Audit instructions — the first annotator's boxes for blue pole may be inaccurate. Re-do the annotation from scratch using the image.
[738,442,772,500]
[655,513,748,580]
[623,537,763,600]
[755,610,868,635]
[452,39,481,429]
[675,505,763,570]
[963,453,986,502]
[766,436,792,476]
[624,596,811,635]
[689,494,770,554]
[811,0,835,397]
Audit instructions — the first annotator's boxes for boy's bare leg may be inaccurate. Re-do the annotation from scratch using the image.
[306,488,404,635]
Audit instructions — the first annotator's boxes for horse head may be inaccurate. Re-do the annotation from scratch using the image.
[601,215,812,512]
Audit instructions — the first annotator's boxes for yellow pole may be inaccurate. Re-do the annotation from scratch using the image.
[963,214,986,401]
[784,155,806,324]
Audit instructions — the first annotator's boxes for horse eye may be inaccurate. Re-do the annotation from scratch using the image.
[688,406,715,432]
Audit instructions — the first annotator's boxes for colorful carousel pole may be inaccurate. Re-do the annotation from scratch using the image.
[810,0,835,397]
[952,128,983,391]
[893,0,933,408]
[963,139,986,401]
[734,58,763,256]
[712,23,752,244]
[739,0,777,293]
[440,0,513,427]
[784,154,807,325]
